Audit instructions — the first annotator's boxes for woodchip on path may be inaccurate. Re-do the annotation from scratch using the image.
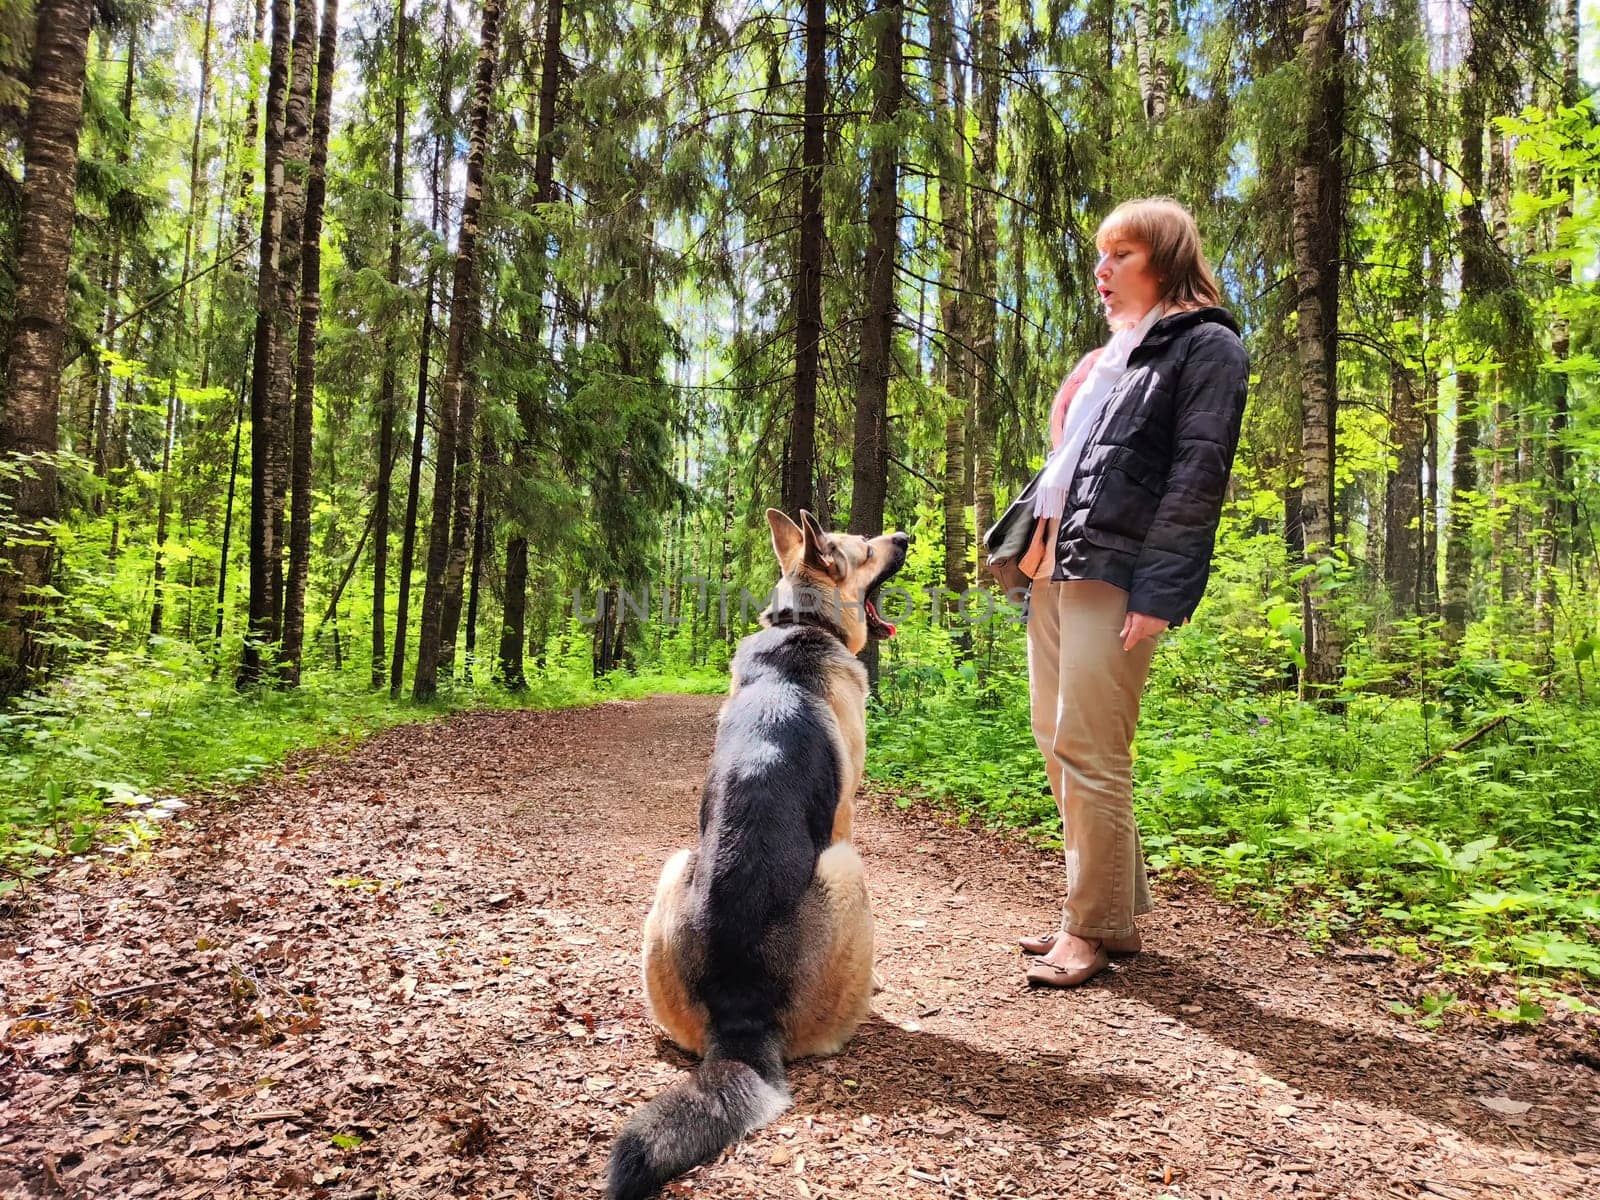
[2,694,1596,1199]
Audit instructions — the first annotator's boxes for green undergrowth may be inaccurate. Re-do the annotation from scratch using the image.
[866,623,1600,1018]
[0,637,723,888]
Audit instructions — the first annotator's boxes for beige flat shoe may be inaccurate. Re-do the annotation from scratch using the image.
[1020,930,1141,957]
[1025,947,1110,988]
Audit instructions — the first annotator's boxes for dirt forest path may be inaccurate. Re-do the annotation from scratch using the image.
[2,695,1597,1200]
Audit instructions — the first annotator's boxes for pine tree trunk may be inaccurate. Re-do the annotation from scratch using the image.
[1381,5,1426,619]
[1535,0,1577,683]
[239,0,295,687]
[1385,366,1424,615]
[414,0,502,702]
[497,0,564,690]
[931,0,969,600]
[1292,0,1346,694]
[1443,32,1490,648]
[214,376,247,666]
[465,443,489,670]
[390,136,444,700]
[784,0,826,517]
[966,0,1001,557]
[281,0,339,685]
[372,0,406,689]
[850,0,902,686]
[1487,130,1516,609]
[152,0,217,639]
[94,30,138,493]
[0,0,94,698]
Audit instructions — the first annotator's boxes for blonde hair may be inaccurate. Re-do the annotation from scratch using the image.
[1096,197,1223,310]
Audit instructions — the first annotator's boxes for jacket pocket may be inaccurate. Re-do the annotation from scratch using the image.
[1083,447,1164,549]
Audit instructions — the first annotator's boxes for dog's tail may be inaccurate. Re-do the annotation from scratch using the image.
[606,1029,789,1200]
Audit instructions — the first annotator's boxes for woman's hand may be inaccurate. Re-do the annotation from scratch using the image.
[1119,611,1169,651]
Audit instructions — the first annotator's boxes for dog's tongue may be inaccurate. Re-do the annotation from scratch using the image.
[867,598,896,638]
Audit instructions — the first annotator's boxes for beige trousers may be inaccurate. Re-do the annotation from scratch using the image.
[1026,578,1156,940]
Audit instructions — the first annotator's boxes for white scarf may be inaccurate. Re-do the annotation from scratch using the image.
[1033,304,1166,521]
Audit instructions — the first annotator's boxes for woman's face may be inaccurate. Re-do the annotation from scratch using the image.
[1095,233,1164,327]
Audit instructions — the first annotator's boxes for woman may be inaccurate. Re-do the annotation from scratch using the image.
[1016,197,1248,987]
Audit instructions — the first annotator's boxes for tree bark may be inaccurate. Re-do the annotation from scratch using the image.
[784,0,826,517]
[1381,1,1425,619]
[372,0,406,689]
[1385,365,1424,615]
[1443,28,1490,648]
[0,0,95,698]
[238,0,294,687]
[390,147,444,698]
[966,0,1001,557]
[1291,0,1346,694]
[281,0,340,684]
[414,0,502,702]
[930,0,969,601]
[497,0,566,691]
[213,375,247,668]
[94,29,138,492]
[1535,0,1578,681]
[850,0,902,686]
[465,439,489,669]
[152,0,217,639]
[1134,0,1172,123]
[270,0,318,657]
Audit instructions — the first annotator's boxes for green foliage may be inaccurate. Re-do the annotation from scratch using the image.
[867,548,1600,993]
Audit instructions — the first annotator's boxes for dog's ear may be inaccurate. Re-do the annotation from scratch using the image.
[798,510,840,578]
[766,508,804,571]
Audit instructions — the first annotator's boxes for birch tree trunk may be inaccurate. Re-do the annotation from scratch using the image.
[1292,0,1347,694]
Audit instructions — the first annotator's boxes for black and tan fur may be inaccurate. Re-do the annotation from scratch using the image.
[607,509,908,1200]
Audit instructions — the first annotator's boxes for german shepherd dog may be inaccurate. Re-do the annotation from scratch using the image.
[606,509,909,1200]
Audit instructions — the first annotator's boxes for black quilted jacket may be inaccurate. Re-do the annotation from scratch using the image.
[1048,306,1249,625]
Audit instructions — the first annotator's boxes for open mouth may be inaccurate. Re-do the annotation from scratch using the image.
[865,588,895,640]
[862,546,907,640]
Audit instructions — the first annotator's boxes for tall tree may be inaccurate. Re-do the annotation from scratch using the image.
[271,0,319,644]
[152,0,218,638]
[1443,15,1492,648]
[966,0,1001,551]
[850,0,901,539]
[1134,0,1172,123]
[783,0,826,517]
[281,0,340,684]
[414,0,503,702]
[0,0,95,697]
[498,0,566,691]
[931,0,969,601]
[371,0,406,689]
[1535,0,1579,679]
[93,28,138,490]
[239,0,294,687]
[850,0,903,683]
[1292,0,1347,693]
